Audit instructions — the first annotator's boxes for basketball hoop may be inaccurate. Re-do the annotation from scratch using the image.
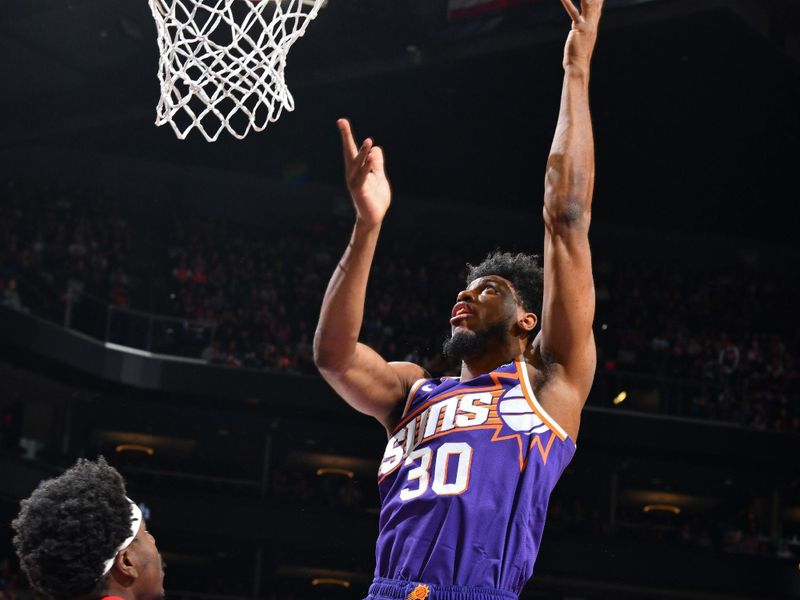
[148,0,326,141]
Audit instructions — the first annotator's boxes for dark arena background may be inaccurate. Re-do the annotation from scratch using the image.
[1,0,799,599]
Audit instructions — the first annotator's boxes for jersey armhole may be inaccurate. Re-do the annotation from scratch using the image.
[401,378,428,418]
[515,357,573,445]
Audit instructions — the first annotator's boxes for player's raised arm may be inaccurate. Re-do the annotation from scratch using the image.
[531,0,603,439]
[314,119,428,431]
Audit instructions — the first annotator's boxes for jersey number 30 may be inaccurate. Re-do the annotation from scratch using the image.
[400,442,473,501]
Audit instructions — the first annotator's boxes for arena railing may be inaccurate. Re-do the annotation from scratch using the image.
[591,368,746,426]
[5,284,765,428]
[63,289,216,360]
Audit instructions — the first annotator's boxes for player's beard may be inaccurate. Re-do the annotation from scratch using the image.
[443,321,508,363]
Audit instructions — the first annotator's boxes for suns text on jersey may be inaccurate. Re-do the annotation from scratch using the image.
[379,390,504,478]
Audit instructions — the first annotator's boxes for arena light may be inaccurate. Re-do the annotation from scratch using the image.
[311,577,350,588]
[643,504,680,515]
[316,467,354,478]
[115,444,155,456]
[612,390,627,405]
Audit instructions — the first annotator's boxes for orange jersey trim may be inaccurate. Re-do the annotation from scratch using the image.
[515,356,568,441]
[402,378,429,419]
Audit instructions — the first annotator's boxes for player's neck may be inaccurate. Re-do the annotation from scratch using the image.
[459,349,517,381]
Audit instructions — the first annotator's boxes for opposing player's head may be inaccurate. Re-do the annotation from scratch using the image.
[444,251,543,362]
[12,456,165,600]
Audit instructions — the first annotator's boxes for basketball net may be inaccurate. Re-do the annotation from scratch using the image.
[148,0,325,141]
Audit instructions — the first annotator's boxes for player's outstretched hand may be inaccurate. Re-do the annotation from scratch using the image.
[337,118,391,228]
[559,0,603,71]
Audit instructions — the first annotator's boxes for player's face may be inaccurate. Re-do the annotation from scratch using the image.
[131,520,165,600]
[450,275,521,335]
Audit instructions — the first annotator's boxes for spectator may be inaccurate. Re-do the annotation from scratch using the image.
[0,279,24,312]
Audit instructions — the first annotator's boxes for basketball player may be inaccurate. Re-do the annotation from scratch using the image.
[314,0,603,598]
[12,457,165,600]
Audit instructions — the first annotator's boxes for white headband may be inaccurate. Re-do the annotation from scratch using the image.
[101,497,143,576]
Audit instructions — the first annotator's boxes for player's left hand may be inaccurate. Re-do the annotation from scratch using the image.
[559,0,604,71]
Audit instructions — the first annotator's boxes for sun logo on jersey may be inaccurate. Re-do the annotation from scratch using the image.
[497,384,551,436]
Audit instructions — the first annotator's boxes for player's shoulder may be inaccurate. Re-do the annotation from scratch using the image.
[387,361,429,388]
[407,373,452,401]
[396,371,463,420]
[384,361,430,421]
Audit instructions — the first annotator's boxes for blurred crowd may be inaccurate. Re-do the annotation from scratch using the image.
[161,215,337,372]
[594,262,797,431]
[163,212,460,374]
[1,177,797,432]
[0,178,135,323]
[159,213,799,432]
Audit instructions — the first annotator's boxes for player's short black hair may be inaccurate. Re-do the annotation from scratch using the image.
[12,456,133,600]
[466,251,544,318]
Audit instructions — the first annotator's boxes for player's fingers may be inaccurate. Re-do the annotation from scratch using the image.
[582,0,603,20]
[347,139,373,187]
[337,118,359,162]
[356,137,374,169]
[367,146,385,173]
[559,0,581,22]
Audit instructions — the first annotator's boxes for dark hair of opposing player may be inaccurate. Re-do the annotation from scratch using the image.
[466,251,544,325]
[12,456,133,600]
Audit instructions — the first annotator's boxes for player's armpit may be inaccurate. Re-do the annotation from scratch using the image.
[317,342,428,431]
[528,338,595,441]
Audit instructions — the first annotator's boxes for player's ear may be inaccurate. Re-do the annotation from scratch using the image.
[519,311,537,335]
[116,547,138,580]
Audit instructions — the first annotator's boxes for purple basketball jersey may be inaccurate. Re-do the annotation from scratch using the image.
[375,357,576,595]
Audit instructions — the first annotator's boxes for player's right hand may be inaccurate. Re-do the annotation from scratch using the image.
[338,118,391,227]
[559,0,603,71]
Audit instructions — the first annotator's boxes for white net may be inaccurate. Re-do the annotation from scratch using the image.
[148,0,325,141]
